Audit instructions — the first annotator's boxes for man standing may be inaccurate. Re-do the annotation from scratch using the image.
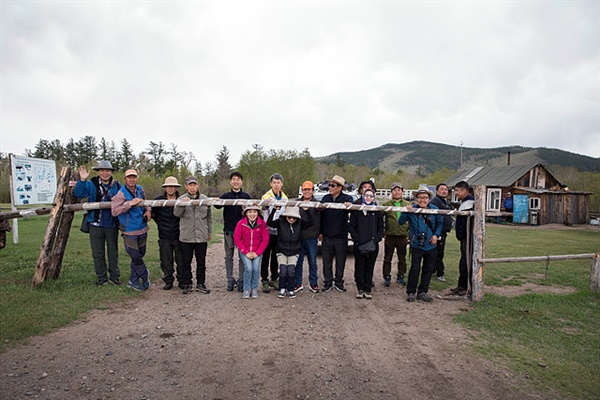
[449,181,474,296]
[174,176,212,295]
[381,182,410,287]
[111,169,152,291]
[429,183,453,282]
[260,173,287,293]
[151,176,182,290]
[215,171,251,292]
[74,161,122,286]
[294,181,321,293]
[398,184,443,302]
[320,175,353,292]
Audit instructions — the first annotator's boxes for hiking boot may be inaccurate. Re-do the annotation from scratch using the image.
[243,290,251,299]
[95,278,109,286]
[182,285,193,295]
[251,288,259,298]
[356,290,364,299]
[417,292,433,302]
[237,279,244,292]
[294,284,304,292]
[334,284,347,292]
[364,292,373,300]
[449,287,467,296]
[436,275,446,282]
[196,284,210,294]
[163,282,173,290]
[396,275,406,286]
[383,275,391,287]
[406,293,416,302]
[289,291,296,299]
[127,280,144,292]
[262,281,271,293]
[323,284,333,292]
[269,280,279,289]
[309,284,320,293]
[227,280,235,292]
[277,289,286,298]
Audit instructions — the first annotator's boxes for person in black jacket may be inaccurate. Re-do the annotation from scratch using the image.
[151,176,182,290]
[429,183,453,282]
[348,188,384,299]
[267,206,313,299]
[448,181,474,296]
[214,171,251,292]
[320,175,354,292]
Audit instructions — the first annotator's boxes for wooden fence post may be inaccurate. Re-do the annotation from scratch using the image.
[471,185,486,301]
[32,166,71,287]
[591,254,600,294]
[47,174,77,280]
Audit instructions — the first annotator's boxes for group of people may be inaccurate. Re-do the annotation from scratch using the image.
[75,160,475,302]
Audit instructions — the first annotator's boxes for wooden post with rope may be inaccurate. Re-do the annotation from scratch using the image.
[591,254,600,294]
[471,185,486,302]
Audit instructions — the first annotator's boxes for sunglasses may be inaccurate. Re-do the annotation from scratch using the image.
[329,183,339,188]
[363,194,375,198]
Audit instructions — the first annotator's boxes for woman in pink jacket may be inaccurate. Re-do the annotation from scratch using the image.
[234,205,270,299]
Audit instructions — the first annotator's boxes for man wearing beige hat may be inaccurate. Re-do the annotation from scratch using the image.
[320,175,353,292]
[151,176,183,290]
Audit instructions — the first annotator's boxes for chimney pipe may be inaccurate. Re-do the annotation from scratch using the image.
[507,151,511,166]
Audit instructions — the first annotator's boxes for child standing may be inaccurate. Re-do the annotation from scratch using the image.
[267,207,313,299]
[234,205,270,299]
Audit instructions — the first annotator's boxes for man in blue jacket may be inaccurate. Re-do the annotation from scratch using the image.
[74,161,122,286]
[398,184,443,302]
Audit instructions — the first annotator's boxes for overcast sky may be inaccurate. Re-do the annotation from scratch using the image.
[1,1,599,167]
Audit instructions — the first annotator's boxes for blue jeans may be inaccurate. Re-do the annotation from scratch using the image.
[240,251,262,291]
[123,233,148,283]
[295,238,318,286]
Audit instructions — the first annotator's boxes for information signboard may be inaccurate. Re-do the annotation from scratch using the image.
[10,155,57,206]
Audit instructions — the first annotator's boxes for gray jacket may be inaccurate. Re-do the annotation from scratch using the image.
[173,193,212,243]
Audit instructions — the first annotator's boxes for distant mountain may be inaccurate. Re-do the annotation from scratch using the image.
[317,141,600,175]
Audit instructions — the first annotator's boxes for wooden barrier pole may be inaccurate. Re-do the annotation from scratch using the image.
[47,174,77,279]
[471,185,486,302]
[591,254,600,294]
[32,166,71,287]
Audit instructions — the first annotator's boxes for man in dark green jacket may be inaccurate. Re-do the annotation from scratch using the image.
[381,183,410,286]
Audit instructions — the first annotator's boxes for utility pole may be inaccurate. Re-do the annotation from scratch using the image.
[460,141,463,170]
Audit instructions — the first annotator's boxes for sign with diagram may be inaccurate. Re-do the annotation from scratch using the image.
[10,155,57,205]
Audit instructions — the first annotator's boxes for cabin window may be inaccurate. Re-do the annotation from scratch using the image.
[530,197,540,210]
[487,188,502,211]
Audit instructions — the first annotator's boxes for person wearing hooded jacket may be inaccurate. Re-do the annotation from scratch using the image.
[448,181,475,297]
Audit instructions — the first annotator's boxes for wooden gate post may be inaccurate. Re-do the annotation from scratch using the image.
[32,166,71,287]
[471,185,486,301]
[47,172,77,280]
[591,254,600,294]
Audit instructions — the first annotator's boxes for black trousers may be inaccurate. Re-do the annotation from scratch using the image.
[458,239,471,290]
[181,242,207,286]
[406,247,436,295]
[158,238,182,284]
[354,244,379,293]
[322,237,348,287]
[261,234,279,282]
[433,232,447,277]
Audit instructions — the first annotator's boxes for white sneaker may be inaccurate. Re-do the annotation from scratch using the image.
[243,290,250,299]
[251,288,259,298]
[437,276,446,282]
[277,289,286,298]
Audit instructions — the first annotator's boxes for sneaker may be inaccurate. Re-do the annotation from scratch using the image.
[237,279,244,292]
[397,275,407,286]
[289,291,296,299]
[243,290,250,299]
[323,284,333,292]
[262,281,271,293]
[269,280,279,289]
[95,278,108,286]
[364,292,373,299]
[182,285,193,295]
[141,278,150,290]
[437,275,446,282]
[356,290,364,299]
[163,282,173,290]
[251,288,259,298]
[407,293,416,302]
[309,284,320,293]
[127,280,144,291]
[383,275,391,287]
[417,292,433,302]
[109,278,122,286]
[448,287,467,296]
[294,284,304,292]
[196,284,210,294]
[227,280,235,292]
[334,284,347,292]
[277,289,286,298]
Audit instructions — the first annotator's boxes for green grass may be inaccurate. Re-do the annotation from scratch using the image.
[454,224,600,399]
[0,209,223,351]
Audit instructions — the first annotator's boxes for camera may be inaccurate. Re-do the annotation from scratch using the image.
[417,233,427,248]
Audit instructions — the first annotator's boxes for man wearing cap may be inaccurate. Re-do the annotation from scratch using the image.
[174,176,212,295]
[398,184,443,302]
[320,175,353,292]
[294,181,321,293]
[260,173,288,293]
[214,171,251,292]
[111,169,152,291]
[151,176,183,290]
[381,183,410,287]
[74,161,122,286]
[429,183,453,282]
